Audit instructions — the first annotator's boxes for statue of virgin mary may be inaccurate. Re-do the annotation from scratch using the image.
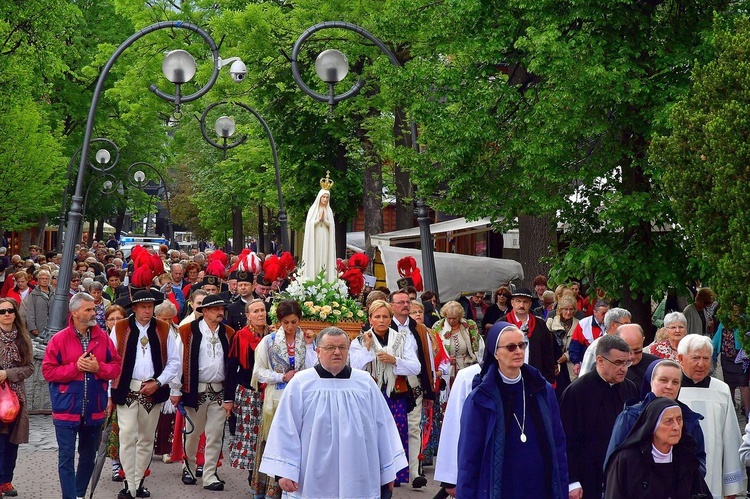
[300,171,337,282]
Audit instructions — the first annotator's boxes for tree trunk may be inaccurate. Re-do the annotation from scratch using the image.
[95,217,104,242]
[257,204,265,255]
[357,124,384,265]
[393,106,414,230]
[619,125,655,342]
[518,215,554,287]
[35,215,47,248]
[332,142,349,261]
[232,206,243,253]
[266,206,274,254]
[19,230,31,258]
[114,207,126,240]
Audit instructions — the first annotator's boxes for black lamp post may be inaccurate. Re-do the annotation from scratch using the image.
[289,21,439,296]
[125,162,174,243]
[57,138,119,253]
[199,101,289,253]
[44,21,245,340]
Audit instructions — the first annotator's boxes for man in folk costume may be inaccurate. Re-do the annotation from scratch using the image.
[389,280,436,490]
[110,290,182,499]
[177,294,235,491]
[568,299,610,375]
[259,327,407,498]
[677,334,745,498]
[225,250,262,331]
[115,246,164,316]
[500,287,556,383]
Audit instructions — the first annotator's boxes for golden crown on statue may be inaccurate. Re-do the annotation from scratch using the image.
[320,170,334,191]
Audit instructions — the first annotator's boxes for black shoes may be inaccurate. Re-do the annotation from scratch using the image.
[196,465,204,477]
[412,476,428,488]
[135,486,151,498]
[203,482,224,491]
[181,468,197,485]
[117,489,134,499]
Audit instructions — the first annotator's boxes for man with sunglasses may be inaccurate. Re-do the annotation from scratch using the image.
[560,334,637,499]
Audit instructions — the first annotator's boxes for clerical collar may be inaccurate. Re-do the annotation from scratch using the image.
[681,373,711,388]
[315,363,352,379]
[597,370,616,387]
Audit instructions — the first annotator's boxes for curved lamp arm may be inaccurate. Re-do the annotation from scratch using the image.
[290,21,401,107]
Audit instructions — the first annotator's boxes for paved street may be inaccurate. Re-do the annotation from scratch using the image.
[16,414,442,498]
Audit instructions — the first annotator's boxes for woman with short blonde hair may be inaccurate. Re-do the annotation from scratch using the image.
[434,300,483,383]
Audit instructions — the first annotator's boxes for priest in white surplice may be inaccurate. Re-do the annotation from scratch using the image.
[677,334,745,499]
[259,327,408,499]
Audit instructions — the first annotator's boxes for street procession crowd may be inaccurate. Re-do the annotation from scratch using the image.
[1,229,750,498]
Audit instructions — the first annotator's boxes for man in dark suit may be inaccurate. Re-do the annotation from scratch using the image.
[225,271,255,331]
[560,334,638,499]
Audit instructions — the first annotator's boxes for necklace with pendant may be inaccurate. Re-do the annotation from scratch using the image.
[209,332,219,357]
[512,377,527,443]
[140,335,149,356]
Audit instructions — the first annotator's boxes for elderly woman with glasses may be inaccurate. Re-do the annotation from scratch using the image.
[482,285,513,333]
[457,322,568,498]
[647,312,688,361]
[433,301,483,387]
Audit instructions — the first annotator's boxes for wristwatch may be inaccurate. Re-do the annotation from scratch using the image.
[154,379,162,388]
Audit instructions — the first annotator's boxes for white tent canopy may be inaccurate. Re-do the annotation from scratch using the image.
[377,245,524,301]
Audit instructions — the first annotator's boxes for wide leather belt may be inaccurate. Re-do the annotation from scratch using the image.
[198,381,223,393]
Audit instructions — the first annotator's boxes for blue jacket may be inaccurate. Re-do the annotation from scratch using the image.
[457,364,568,498]
[604,392,706,476]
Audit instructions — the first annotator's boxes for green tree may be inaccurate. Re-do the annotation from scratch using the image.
[387,0,729,329]
[652,14,750,332]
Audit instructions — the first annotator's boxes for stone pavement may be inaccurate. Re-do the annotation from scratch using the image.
[15,414,442,498]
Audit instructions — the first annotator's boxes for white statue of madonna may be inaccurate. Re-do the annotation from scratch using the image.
[300,171,337,282]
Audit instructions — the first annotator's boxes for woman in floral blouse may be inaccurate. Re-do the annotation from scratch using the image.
[646,311,688,360]
[433,301,484,386]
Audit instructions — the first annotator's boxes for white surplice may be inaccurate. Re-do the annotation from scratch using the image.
[434,363,481,485]
[259,367,408,498]
[678,377,745,498]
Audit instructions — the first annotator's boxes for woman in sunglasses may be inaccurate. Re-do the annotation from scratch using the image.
[0,298,34,497]
[482,285,512,334]
[456,321,568,499]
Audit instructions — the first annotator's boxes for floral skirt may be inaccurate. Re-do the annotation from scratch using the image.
[230,385,262,470]
[421,401,443,466]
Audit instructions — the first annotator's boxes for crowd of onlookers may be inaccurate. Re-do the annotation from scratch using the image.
[0,238,747,498]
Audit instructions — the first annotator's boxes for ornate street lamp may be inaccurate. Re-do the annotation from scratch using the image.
[199,101,289,253]
[45,21,245,340]
[125,162,174,241]
[290,21,439,296]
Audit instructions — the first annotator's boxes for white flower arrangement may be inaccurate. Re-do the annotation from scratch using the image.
[269,269,367,325]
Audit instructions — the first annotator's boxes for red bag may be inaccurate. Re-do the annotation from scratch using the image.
[0,382,20,424]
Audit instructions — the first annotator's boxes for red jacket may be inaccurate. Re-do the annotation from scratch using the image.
[42,318,122,426]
